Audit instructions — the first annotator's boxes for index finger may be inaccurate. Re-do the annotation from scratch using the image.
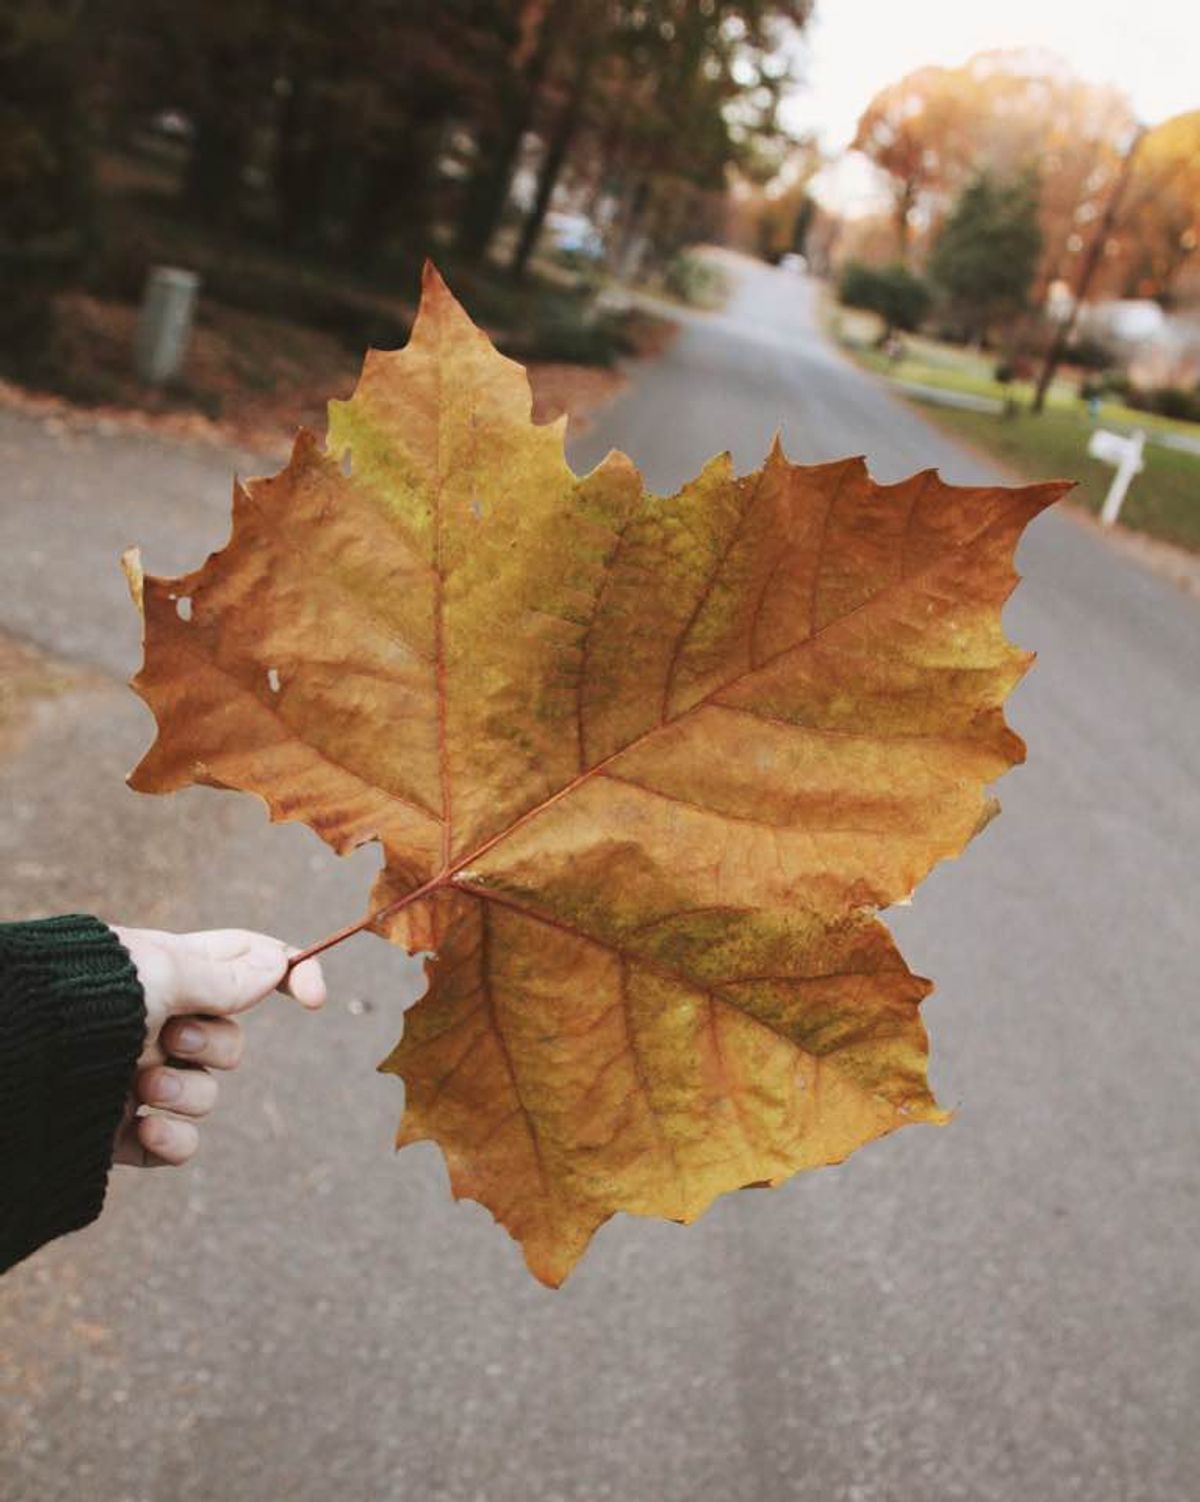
[168,930,322,1017]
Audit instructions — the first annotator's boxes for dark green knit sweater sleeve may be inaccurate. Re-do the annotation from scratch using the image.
[1,915,145,1273]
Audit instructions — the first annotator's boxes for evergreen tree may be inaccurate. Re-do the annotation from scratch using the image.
[929,172,1043,343]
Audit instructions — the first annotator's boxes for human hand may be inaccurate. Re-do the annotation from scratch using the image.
[109,927,326,1168]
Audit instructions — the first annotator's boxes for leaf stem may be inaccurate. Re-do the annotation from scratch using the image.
[286,913,373,969]
[285,870,446,970]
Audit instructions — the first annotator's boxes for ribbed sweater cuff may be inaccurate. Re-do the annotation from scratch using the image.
[1,915,146,1271]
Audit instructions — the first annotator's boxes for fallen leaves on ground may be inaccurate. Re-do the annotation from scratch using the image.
[1,292,624,462]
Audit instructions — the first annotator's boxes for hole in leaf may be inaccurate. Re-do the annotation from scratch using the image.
[267,667,281,693]
[176,597,193,621]
[340,448,353,478]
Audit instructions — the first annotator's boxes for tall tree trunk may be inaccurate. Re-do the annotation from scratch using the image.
[510,45,595,280]
[1032,131,1144,414]
[346,114,446,269]
[273,71,319,248]
[347,146,421,267]
[185,110,246,230]
[894,181,915,262]
[609,177,650,281]
[184,42,253,230]
[0,5,96,359]
[457,0,571,263]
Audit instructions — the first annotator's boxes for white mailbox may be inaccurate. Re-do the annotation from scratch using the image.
[1086,427,1145,526]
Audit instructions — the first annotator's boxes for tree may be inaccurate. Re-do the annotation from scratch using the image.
[92,0,523,260]
[456,0,571,263]
[726,139,821,261]
[509,53,595,280]
[260,1,521,264]
[1101,111,1200,305]
[851,65,972,260]
[500,0,813,279]
[0,0,816,316]
[1031,128,1144,413]
[851,50,1138,296]
[838,261,932,340]
[929,172,1042,344]
[0,0,99,354]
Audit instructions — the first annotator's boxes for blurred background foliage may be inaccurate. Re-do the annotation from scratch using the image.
[2,2,1197,481]
[0,0,811,392]
[830,50,1200,369]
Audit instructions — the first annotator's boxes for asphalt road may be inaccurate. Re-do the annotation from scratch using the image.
[2,256,1198,1502]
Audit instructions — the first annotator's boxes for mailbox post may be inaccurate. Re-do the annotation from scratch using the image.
[1087,427,1145,527]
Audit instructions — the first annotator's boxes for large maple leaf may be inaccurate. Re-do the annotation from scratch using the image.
[124,264,1064,1285]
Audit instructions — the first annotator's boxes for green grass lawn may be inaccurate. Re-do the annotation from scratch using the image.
[913,402,1200,553]
[829,305,1200,552]
[833,306,1200,437]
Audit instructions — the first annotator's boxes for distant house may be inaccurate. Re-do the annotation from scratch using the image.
[1077,299,1200,387]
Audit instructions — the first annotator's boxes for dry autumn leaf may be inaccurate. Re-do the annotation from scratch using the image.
[124,263,1065,1285]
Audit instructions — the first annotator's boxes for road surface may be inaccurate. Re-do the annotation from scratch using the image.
[2,257,1197,1502]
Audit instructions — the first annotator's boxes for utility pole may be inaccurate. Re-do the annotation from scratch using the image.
[1031,127,1145,414]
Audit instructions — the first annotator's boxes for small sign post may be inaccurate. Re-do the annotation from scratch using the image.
[135,266,200,385]
[1087,427,1145,527]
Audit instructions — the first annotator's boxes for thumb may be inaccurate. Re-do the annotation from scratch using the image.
[162,929,291,1017]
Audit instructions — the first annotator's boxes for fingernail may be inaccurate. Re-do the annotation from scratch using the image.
[154,1073,182,1102]
[175,1024,204,1054]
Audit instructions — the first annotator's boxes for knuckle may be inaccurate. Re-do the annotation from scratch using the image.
[162,1016,243,1069]
[164,1017,204,1056]
[148,1064,218,1115]
[221,1022,245,1069]
[207,1021,243,1069]
[191,1071,219,1115]
[146,1065,177,1101]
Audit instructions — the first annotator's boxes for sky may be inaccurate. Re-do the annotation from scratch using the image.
[783,0,1200,214]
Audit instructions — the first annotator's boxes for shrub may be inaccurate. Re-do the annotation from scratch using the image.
[1079,371,1132,404]
[664,252,730,310]
[838,261,932,336]
[1124,385,1200,424]
[1066,334,1117,371]
[995,354,1034,385]
[509,312,621,367]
